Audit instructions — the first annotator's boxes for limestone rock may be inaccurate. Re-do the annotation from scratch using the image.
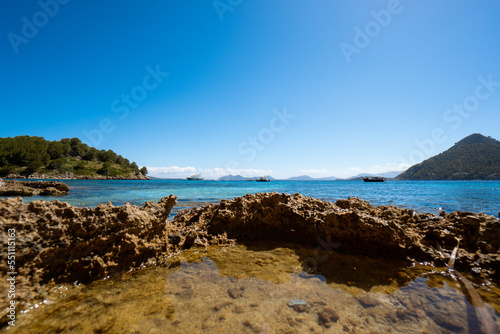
[0,180,70,196]
[0,195,176,303]
[173,192,500,280]
[318,307,339,327]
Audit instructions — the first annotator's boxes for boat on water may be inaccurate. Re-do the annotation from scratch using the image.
[187,174,204,181]
[363,176,385,182]
[255,176,270,182]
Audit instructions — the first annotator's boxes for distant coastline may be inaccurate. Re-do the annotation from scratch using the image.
[0,136,149,180]
[3,172,150,181]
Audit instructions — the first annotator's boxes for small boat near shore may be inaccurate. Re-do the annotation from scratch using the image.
[363,176,385,182]
[187,174,204,181]
[255,176,270,182]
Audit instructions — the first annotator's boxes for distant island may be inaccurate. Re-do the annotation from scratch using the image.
[218,174,276,181]
[397,133,500,180]
[215,173,403,181]
[0,136,149,180]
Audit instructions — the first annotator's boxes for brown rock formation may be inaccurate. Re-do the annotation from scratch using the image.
[174,192,500,280]
[0,194,236,309]
[0,180,70,196]
[0,196,176,287]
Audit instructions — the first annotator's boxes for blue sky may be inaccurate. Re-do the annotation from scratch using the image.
[1,0,499,179]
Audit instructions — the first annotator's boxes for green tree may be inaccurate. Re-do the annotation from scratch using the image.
[0,135,151,178]
[82,149,96,161]
[48,141,69,159]
[97,161,113,176]
[140,166,148,175]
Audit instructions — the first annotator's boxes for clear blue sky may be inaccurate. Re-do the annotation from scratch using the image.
[1,0,499,179]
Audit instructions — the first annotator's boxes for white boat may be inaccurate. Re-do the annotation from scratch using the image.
[187,174,204,181]
[255,176,270,182]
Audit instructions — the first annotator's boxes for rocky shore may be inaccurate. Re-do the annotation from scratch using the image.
[3,172,150,180]
[1,192,499,318]
[0,195,229,310]
[174,192,500,280]
[0,180,70,196]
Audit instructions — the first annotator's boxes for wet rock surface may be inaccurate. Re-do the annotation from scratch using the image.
[0,180,70,196]
[318,307,339,327]
[174,192,500,281]
[0,195,230,313]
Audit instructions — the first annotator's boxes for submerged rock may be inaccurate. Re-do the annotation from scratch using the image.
[287,299,308,313]
[318,307,339,327]
[357,293,381,308]
[228,287,244,299]
[287,299,307,307]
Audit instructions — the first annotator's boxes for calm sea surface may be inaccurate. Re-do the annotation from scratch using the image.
[12,179,500,217]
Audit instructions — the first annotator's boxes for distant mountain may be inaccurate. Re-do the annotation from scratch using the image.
[218,174,247,181]
[217,174,276,181]
[287,175,315,181]
[397,133,500,180]
[347,171,402,180]
[316,176,339,181]
[286,175,338,181]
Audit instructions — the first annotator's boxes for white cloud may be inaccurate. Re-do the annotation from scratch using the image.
[147,166,272,180]
[148,166,196,175]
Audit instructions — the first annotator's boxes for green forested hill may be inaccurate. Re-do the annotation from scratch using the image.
[397,133,500,180]
[0,136,148,178]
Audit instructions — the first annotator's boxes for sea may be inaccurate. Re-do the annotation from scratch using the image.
[15,179,500,217]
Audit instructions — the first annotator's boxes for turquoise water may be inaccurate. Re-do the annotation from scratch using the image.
[9,179,500,217]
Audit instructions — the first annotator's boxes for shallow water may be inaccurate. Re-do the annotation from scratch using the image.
[8,179,500,217]
[10,243,500,333]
